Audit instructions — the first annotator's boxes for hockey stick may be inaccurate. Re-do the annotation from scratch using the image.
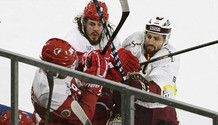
[71,101,92,125]
[93,0,130,81]
[140,39,218,66]
[44,71,54,125]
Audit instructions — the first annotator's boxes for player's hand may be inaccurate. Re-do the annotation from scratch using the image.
[82,50,109,78]
[123,79,145,89]
[70,81,82,100]
[106,68,122,82]
[125,72,149,91]
[83,82,103,96]
[116,48,141,75]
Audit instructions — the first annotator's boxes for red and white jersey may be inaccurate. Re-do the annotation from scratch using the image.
[31,68,98,125]
[122,31,180,108]
[64,29,121,52]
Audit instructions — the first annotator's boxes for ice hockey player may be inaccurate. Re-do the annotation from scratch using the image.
[63,1,124,124]
[0,110,33,125]
[31,38,140,125]
[108,16,180,125]
[31,38,114,125]
[64,1,121,52]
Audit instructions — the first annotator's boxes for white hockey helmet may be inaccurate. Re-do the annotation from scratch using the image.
[145,16,171,44]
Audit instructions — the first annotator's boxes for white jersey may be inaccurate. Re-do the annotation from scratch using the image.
[122,31,180,108]
[31,68,93,124]
[64,28,121,52]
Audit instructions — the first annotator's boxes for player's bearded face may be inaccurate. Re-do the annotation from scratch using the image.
[84,19,103,45]
[145,32,164,55]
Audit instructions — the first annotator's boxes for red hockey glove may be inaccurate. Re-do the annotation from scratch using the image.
[70,78,83,100]
[106,68,122,82]
[83,82,103,96]
[71,77,102,96]
[82,50,109,78]
[117,48,141,75]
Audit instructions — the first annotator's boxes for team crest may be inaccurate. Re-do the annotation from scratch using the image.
[107,114,122,125]
[54,48,62,55]
[61,109,71,117]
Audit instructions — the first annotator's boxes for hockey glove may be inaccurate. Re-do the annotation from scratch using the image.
[116,48,141,75]
[126,72,149,91]
[72,77,103,96]
[106,68,122,82]
[70,78,83,100]
[82,82,103,96]
[82,50,109,78]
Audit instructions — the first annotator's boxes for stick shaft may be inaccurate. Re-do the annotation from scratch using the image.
[93,0,130,81]
[140,40,218,66]
[44,71,54,125]
[71,101,92,125]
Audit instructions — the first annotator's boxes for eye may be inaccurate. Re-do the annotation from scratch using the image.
[154,37,161,41]
[146,34,151,39]
[98,23,102,27]
[89,22,95,26]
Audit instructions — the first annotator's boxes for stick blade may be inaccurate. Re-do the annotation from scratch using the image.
[71,101,92,125]
[120,0,130,12]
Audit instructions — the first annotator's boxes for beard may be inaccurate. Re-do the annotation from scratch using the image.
[145,44,158,55]
[88,34,102,45]
[84,29,102,45]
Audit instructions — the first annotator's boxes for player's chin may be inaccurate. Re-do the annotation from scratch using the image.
[89,38,100,45]
[147,49,156,55]
[91,35,99,40]
[91,37,98,41]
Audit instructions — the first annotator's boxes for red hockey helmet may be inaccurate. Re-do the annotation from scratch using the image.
[84,1,109,22]
[0,110,33,125]
[41,38,77,67]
